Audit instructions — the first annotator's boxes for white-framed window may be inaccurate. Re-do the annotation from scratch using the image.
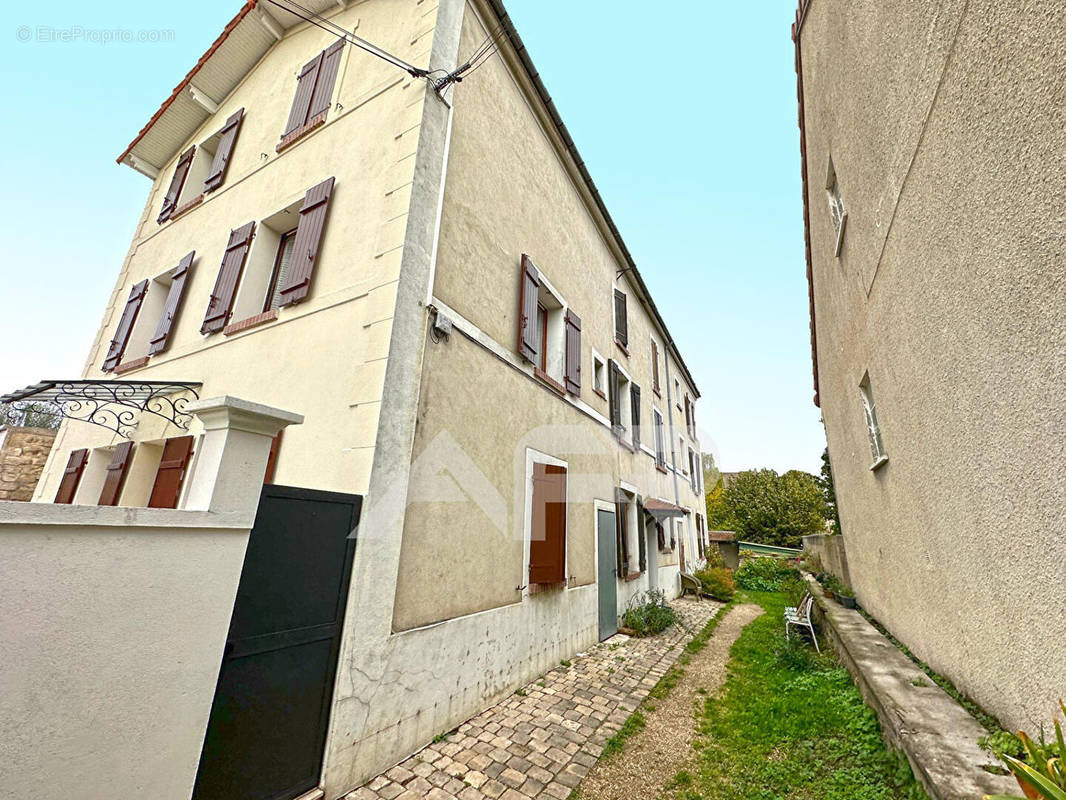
[608,360,634,446]
[826,156,847,257]
[653,408,666,468]
[522,449,569,595]
[592,351,607,398]
[231,199,304,322]
[859,371,887,469]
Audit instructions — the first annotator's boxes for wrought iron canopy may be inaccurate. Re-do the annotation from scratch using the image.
[0,379,202,439]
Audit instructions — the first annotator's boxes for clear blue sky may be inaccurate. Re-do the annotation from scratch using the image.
[0,1,826,474]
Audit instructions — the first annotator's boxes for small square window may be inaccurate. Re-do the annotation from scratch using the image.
[592,352,606,397]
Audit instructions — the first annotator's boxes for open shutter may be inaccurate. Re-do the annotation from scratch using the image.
[54,449,89,504]
[607,360,622,433]
[158,146,195,224]
[613,288,628,347]
[148,251,194,355]
[202,222,255,333]
[263,431,282,484]
[277,177,335,306]
[564,309,581,395]
[102,280,149,372]
[97,441,135,506]
[283,52,323,136]
[651,340,660,394]
[148,436,194,508]
[308,40,344,121]
[637,501,647,572]
[630,384,641,449]
[615,497,630,576]
[203,108,244,192]
[517,255,541,362]
[529,463,567,584]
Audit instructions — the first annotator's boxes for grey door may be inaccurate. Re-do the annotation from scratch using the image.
[597,509,618,641]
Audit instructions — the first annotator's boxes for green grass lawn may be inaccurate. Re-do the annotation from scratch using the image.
[676,591,930,800]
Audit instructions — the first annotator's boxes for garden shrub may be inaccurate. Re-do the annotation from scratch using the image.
[695,566,735,601]
[780,575,808,608]
[702,546,726,569]
[734,556,800,591]
[621,589,677,637]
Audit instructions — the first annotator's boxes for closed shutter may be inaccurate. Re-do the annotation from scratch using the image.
[97,441,135,506]
[651,339,660,394]
[529,463,567,584]
[517,255,540,362]
[630,384,641,449]
[637,501,647,572]
[607,360,621,433]
[54,449,89,504]
[615,497,630,575]
[158,146,196,224]
[277,177,335,306]
[148,436,194,509]
[656,522,665,552]
[203,108,244,193]
[308,40,344,120]
[283,52,323,136]
[202,222,255,334]
[564,309,581,395]
[613,288,628,347]
[263,431,282,484]
[102,280,149,372]
[148,251,194,355]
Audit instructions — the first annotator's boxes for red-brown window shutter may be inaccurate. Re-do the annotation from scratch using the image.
[615,496,630,575]
[564,309,581,395]
[607,359,622,433]
[203,108,244,193]
[158,146,196,224]
[202,222,256,334]
[517,254,541,362]
[283,53,323,137]
[148,435,195,509]
[529,463,567,584]
[148,251,194,355]
[613,288,628,347]
[308,41,344,120]
[97,441,135,506]
[651,339,660,394]
[54,449,89,504]
[102,279,149,372]
[277,177,335,306]
[637,500,647,572]
[263,431,282,484]
[630,383,641,449]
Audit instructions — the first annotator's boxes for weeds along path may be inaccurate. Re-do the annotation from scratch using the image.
[577,603,765,800]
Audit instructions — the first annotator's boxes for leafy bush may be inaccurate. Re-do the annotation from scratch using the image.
[621,589,677,637]
[734,557,800,591]
[780,575,808,608]
[773,630,825,672]
[695,566,735,601]
[702,546,726,570]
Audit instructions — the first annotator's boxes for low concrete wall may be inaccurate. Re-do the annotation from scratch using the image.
[0,502,253,799]
[802,533,852,589]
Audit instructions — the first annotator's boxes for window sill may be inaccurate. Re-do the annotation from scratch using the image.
[653,388,661,399]
[614,339,629,357]
[170,193,204,221]
[276,112,327,153]
[623,571,642,582]
[869,454,889,472]
[224,308,278,336]
[593,387,607,400]
[616,436,635,454]
[534,368,567,396]
[655,464,668,474]
[114,356,150,375]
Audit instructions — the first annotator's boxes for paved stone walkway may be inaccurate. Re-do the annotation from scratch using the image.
[346,599,720,800]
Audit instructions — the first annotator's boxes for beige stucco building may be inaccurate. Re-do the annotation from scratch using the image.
[794,0,1065,732]
[10,1,708,797]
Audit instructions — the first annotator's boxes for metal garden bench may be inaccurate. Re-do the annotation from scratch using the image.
[784,592,820,652]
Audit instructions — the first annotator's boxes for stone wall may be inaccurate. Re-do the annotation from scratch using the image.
[0,427,56,502]
[802,533,852,590]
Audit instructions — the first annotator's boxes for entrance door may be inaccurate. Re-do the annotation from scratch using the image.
[646,521,659,592]
[193,486,361,800]
[596,508,618,641]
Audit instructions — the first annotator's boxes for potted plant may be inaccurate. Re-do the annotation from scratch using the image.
[983,701,1066,800]
[837,584,857,609]
[822,576,837,600]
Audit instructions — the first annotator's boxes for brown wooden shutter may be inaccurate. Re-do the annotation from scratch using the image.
[102,279,149,372]
[54,449,89,504]
[97,441,135,506]
[613,288,628,347]
[148,435,195,508]
[564,309,581,395]
[158,146,195,224]
[148,251,194,355]
[637,501,647,572]
[517,255,541,362]
[263,431,282,484]
[656,522,665,552]
[615,497,630,575]
[203,108,244,193]
[607,360,622,433]
[529,463,567,584]
[651,339,660,394]
[308,41,344,121]
[283,52,323,136]
[277,177,335,306]
[202,222,255,333]
[630,384,641,449]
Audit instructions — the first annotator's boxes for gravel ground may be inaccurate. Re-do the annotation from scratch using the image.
[576,603,765,800]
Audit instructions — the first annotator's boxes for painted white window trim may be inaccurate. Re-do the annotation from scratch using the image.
[522,448,569,600]
[591,348,607,396]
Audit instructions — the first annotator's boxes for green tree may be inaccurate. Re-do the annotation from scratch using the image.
[0,402,60,430]
[717,468,828,548]
[816,447,842,532]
